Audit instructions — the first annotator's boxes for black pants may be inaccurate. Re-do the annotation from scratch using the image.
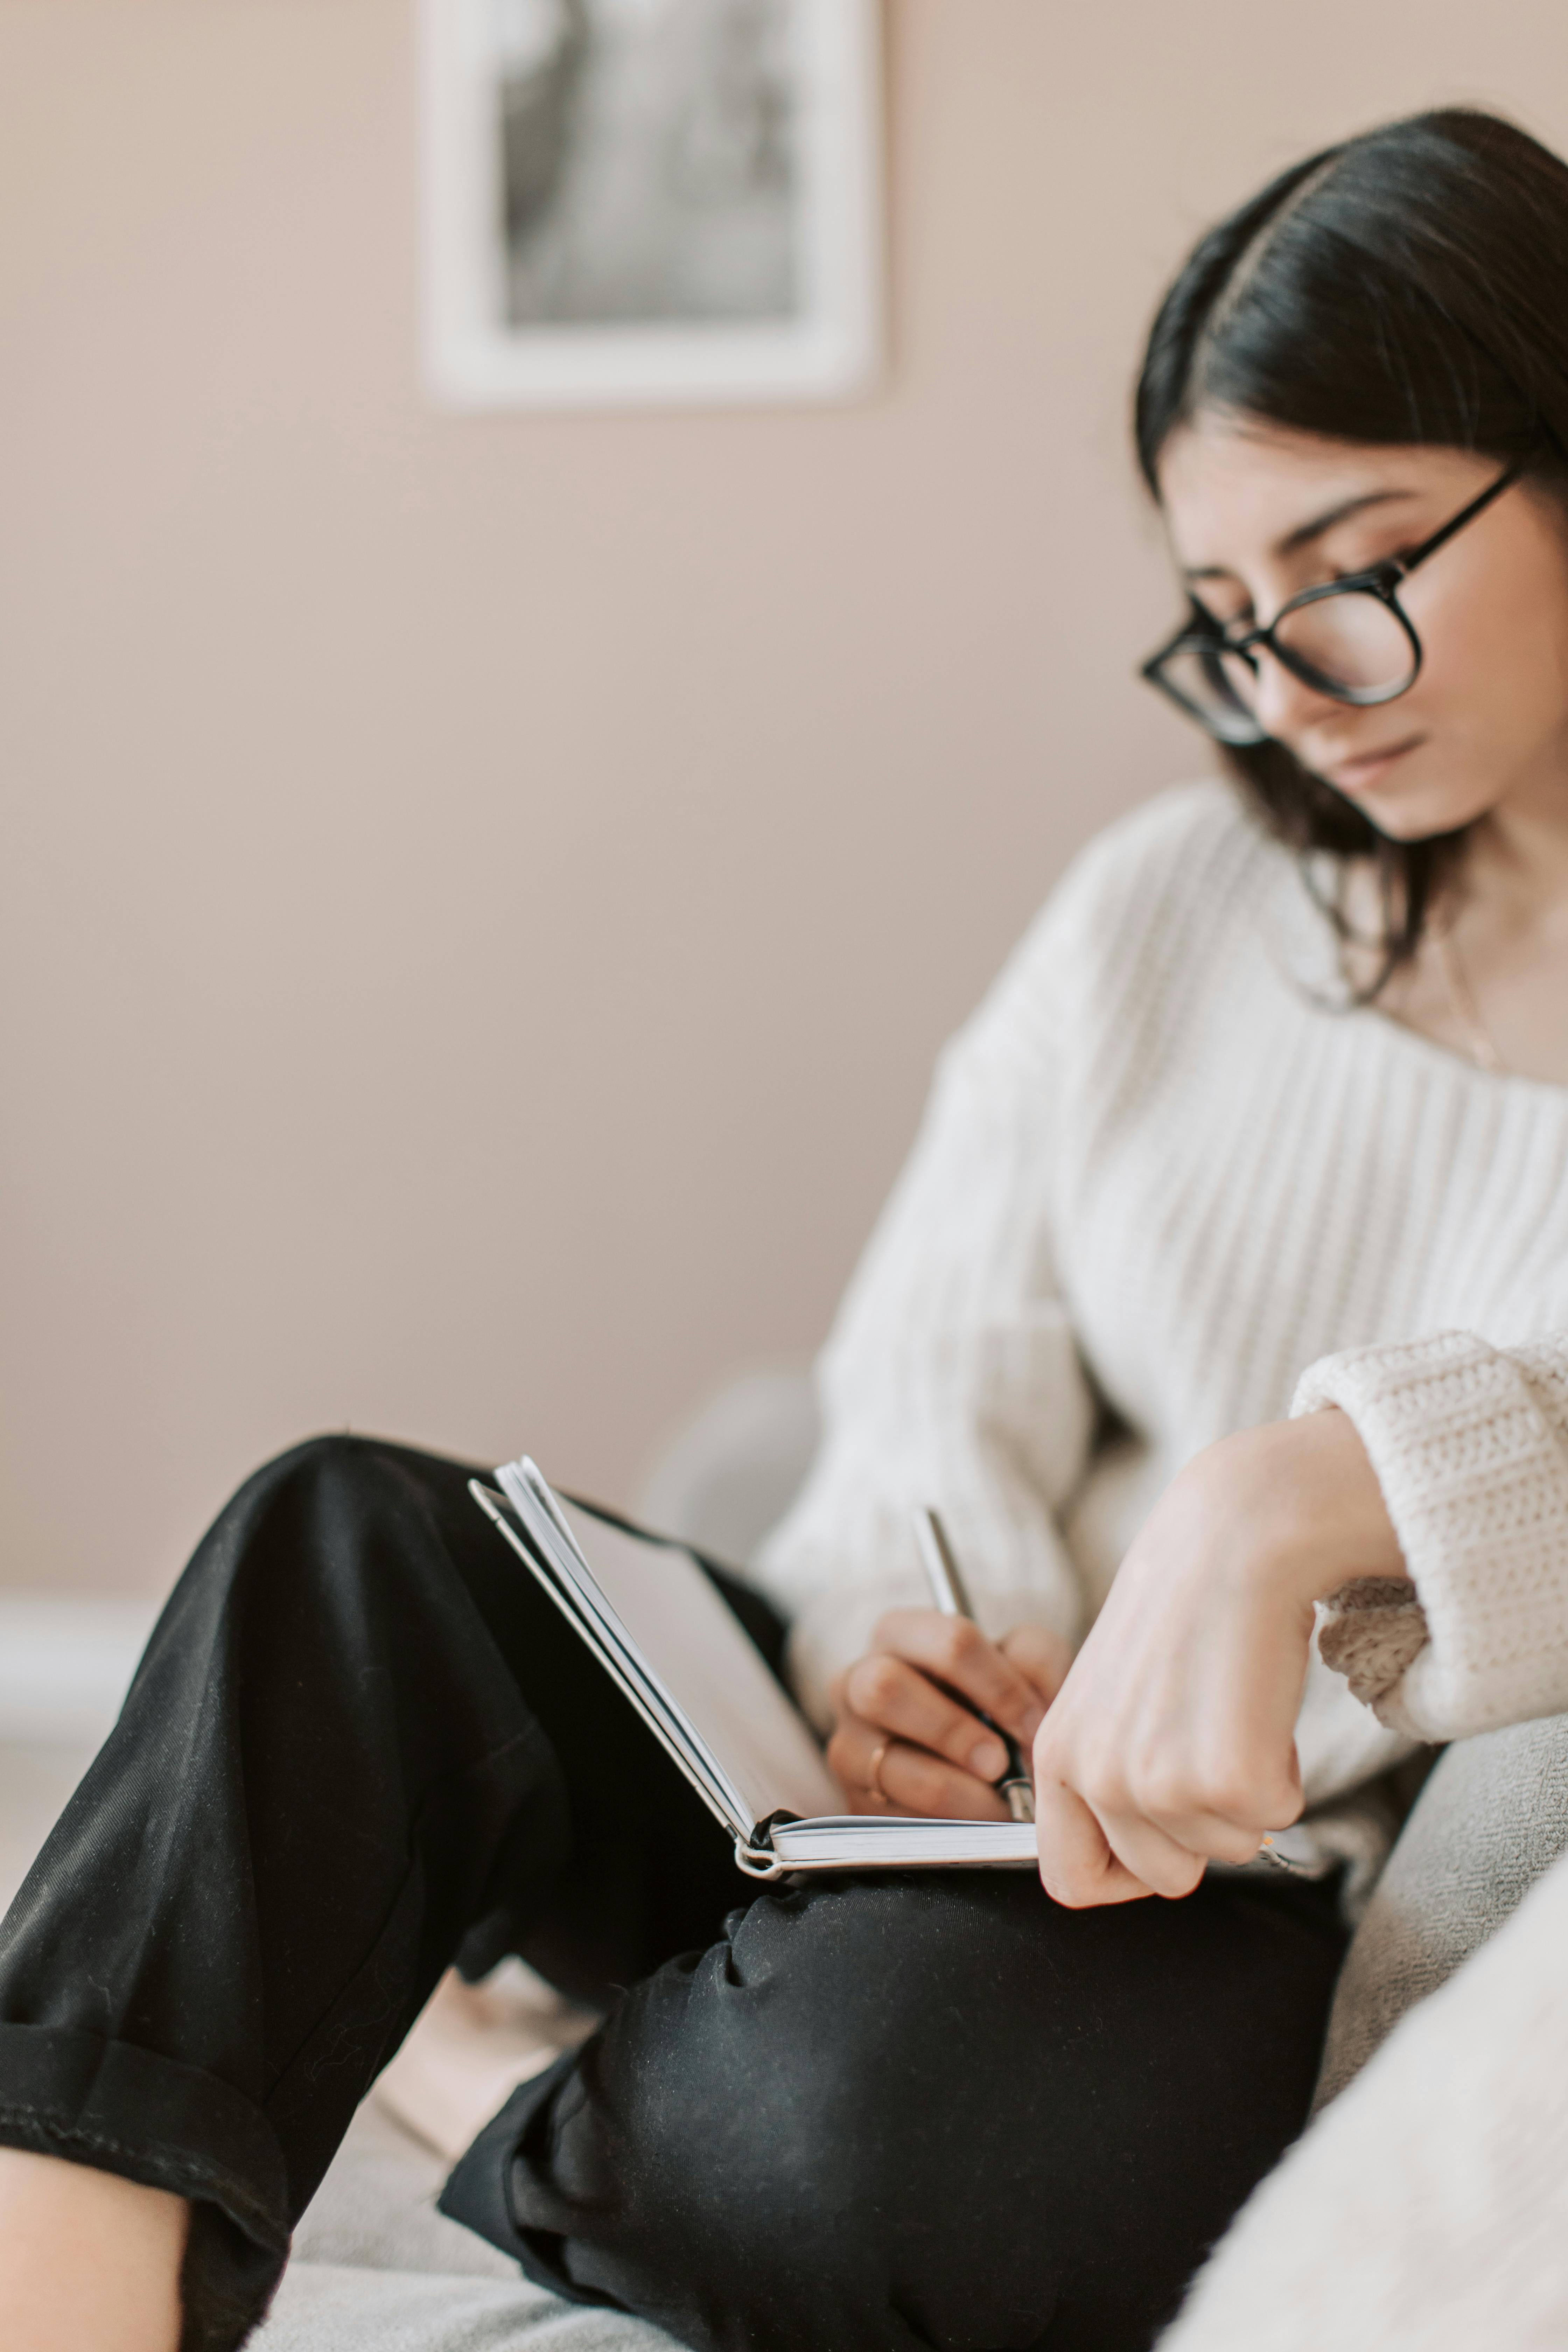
[0,1437,1348,2352]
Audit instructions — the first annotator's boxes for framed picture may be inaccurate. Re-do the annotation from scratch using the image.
[418,0,883,410]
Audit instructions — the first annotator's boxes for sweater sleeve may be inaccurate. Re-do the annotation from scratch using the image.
[751,901,1099,1730]
[1292,1330,1568,1743]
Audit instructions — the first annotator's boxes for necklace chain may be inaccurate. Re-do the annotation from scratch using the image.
[1432,925,1508,1075]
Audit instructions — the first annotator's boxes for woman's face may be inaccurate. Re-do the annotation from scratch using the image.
[1157,413,1568,841]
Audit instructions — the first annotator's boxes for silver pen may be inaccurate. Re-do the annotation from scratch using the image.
[913,1507,1036,1823]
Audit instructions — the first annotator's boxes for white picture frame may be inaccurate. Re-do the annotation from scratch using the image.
[418,0,883,411]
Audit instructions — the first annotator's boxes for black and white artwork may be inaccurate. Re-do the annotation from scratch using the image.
[421,0,882,407]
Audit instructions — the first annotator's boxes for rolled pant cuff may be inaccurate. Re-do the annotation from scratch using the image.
[0,2021,291,2344]
[439,2050,625,2313]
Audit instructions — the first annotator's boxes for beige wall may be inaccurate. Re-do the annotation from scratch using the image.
[4,0,1568,1596]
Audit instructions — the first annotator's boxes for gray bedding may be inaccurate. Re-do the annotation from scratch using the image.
[258,2098,672,2352]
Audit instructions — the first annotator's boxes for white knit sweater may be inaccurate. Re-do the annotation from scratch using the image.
[755,780,1568,1792]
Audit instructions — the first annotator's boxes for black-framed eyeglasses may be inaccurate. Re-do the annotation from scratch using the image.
[1140,458,1527,747]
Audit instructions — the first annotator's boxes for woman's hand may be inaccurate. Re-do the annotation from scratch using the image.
[1032,1408,1406,1907]
[828,1611,1071,1819]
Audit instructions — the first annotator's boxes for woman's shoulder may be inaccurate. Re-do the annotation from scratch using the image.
[1052,775,1277,929]
[994,778,1279,1007]
[956,778,1284,1075]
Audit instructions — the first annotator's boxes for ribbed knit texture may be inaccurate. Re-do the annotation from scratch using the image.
[754,781,1568,1804]
[1296,1333,1568,1740]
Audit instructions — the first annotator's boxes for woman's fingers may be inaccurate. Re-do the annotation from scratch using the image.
[840,1648,1011,1780]
[828,1610,1075,1827]
[1034,1751,1213,1905]
[826,1714,1009,1821]
[870,1608,1048,1746]
[824,1715,890,1812]
[1031,1773,1155,1906]
[1132,1750,1303,1863]
[1000,1623,1073,1712]
[1088,1804,1210,1900]
[880,1736,1011,1821]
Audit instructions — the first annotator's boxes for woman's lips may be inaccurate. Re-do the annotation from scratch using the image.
[1315,735,1423,791]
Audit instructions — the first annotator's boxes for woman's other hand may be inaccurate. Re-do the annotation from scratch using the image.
[1031,1408,1406,1907]
[828,1612,1071,1819]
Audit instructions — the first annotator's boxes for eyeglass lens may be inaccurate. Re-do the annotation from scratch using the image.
[1166,588,1419,741]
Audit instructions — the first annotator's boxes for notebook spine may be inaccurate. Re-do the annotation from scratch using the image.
[733,1807,806,1879]
[733,1836,788,1879]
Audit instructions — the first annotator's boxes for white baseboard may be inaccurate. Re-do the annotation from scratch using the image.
[0,1596,160,1743]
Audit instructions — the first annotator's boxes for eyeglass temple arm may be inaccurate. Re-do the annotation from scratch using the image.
[1390,455,1530,580]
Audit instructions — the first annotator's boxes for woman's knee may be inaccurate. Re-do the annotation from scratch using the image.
[518,1879,1063,2347]
[130,1429,528,1816]
[237,1428,428,1561]
[182,1431,470,1636]
[516,1875,1337,2350]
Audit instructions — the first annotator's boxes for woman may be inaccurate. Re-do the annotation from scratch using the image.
[6,103,1568,2352]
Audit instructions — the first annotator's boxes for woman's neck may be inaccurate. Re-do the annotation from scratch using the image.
[1465,776,1568,935]
[1342,779,1568,1085]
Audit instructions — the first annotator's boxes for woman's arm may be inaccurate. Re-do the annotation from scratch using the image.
[1031,1408,1405,1903]
[752,895,1100,1733]
[1032,1323,1568,1904]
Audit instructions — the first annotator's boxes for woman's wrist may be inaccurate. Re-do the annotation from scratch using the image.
[1196,1409,1408,1611]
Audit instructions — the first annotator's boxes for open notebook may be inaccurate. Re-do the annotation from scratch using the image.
[470,1457,1043,1877]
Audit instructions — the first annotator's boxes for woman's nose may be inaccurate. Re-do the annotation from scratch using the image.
[1247,646,1342,744]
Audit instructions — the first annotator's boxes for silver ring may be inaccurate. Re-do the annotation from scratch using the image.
[867,1740,891,1806]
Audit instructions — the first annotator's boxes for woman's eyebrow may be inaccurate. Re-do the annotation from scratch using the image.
[1180,488,1418,582]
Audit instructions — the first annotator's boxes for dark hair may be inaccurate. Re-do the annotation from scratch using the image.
[1136,108,1568,981]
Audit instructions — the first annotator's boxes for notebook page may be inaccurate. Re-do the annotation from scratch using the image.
[479,1480,747,1834]
[770,1815,1040,1869]
[551,1495,841,1830]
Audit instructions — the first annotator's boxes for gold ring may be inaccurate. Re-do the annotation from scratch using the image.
[867,1740,891,1805]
